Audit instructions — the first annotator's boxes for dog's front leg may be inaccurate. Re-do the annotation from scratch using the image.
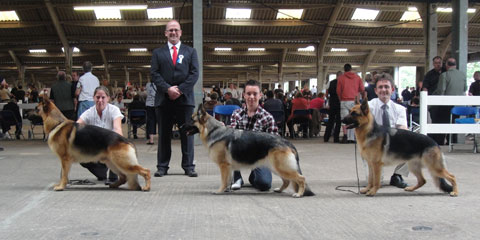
[214,163,231,194]
[54,158,72,191]
[366,161,382,196]
[360,160,373,194]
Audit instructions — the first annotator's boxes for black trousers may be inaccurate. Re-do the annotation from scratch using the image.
[156,104,194,172]
[146,106,157,136]
[429,106,455,145]
[80,162,118,180]
[324,108,341,142]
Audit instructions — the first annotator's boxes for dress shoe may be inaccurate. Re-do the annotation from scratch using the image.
[154,170,167,177]
[231,178,243,190]
[185,170,198,177]
[390,174,408,188]
[104,178,117,185]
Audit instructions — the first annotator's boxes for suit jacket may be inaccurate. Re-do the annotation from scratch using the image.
[151,43,199,107]
[433,68,467,96]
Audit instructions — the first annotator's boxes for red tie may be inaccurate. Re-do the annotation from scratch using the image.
[172,46,178,66]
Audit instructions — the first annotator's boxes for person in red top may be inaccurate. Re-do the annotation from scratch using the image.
[309,93,325,110]
[287,92,311,138]
[336,63,365,143]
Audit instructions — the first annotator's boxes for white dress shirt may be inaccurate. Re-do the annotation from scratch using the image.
[368,98,407,128]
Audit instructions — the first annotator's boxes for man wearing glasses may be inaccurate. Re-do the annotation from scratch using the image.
[151,20,199,178]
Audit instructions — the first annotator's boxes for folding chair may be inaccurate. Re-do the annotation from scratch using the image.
[289,109,311,138]
[213,105,241,125]
[127,109,147,139]
[409,107,420,133]
[449,106,477,153]
[0,110,25,140]
[28,114,45,140]
[268,110,285,137]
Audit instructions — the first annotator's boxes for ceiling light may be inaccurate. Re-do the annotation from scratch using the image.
[62,47,80,53]
[29,49,47,53]
[467,8,477,13]
[130,48,148,52]
[395,49,411,53]
[0,11,19,21]
[351,8,379,21]
[94,9,121,19]
[74,5,147,11]
[408,7,418,12]
[331,48,348,52]
[215,48,232,51]
[298,46,315,52]
[401,9,421,21]
[147,7,173,19]
[225,8,251,19]
[276,9,304,19]
[248,48,265,51]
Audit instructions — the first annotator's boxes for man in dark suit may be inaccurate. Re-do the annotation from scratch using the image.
[151,20,199,177]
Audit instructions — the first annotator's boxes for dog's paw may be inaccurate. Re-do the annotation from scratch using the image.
[359,187,369,194]
[366,189,378,196]
[404,186,415,192]
[449,191,458,197]
[53,185,65,191]
[141,186,150,192]
[273,187,282,193]
[292,193,303,198]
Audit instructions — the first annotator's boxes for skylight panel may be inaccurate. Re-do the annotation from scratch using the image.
[225,8,251,19]
[437,8,476,13]
[29,49,47,53]
[331,48,348,52]
[130,48,147,52]
[147,7,173,19]
[215,48,232,51]
[94,9,121,20]
[400,8,421,21]
[351,8,379,21]
[395,49,411,53]
[0,11,19,21]
[62,47,80,52]
[248,48,265,51]
[298,46,315,52]
[276,9,304,19]
[74,5,147,11]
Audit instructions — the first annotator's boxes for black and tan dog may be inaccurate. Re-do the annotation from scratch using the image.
[37,98,151,191]
[342,98,458,197]
[182,104,314,198]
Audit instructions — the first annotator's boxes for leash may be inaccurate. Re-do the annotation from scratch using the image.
[335,141,362,195]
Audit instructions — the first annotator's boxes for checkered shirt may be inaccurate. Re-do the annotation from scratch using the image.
[229,106,278,135]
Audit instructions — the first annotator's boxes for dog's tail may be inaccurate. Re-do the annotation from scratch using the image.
[289,143,315,196]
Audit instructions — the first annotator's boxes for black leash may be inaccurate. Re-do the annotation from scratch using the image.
[335,141,363,195]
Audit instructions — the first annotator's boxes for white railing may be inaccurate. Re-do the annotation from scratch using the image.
[419,91,480,135]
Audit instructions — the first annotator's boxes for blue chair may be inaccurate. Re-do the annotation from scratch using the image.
[409,107,420,132]
[127,109,147,139]
[268,110,285,137]
[449,106,477,153]
[213,105,241,125]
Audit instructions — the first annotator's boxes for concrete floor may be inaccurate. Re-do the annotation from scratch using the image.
[0,137,478,240]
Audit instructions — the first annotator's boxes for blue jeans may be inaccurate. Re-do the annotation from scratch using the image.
[233,167,272,191]
[77,101,94,118]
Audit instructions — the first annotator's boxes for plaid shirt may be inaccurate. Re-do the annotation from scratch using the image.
[229,106,278,135]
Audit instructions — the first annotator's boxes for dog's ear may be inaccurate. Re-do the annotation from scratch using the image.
[360,98,369,115]
[197,103,208,123]
[354,95,360,104]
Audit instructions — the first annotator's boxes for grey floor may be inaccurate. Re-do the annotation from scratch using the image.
[0,136,478,240]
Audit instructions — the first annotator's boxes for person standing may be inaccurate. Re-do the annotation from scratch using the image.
[229,80,278,191]
[432,58,467,145]
[50,71,75,120]
[324,71,342,143]
[76,61,99,119]
[145,82,157,145]
[337,64,365,143]
[468,71,480,96]
[151,20,199,177]
[422,56,443,95]
[368,73,409,188]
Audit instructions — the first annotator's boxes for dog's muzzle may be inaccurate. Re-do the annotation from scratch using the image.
[179,122,199,136]
[342,117,359,129]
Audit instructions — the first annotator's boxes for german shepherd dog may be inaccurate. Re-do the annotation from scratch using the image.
[182,104,314,198]
[37,98,151,191]
[342,98,458,197]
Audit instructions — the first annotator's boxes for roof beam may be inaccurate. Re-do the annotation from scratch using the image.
[45,0,71,73]
[100,49,110,82]
[318,0,343,65]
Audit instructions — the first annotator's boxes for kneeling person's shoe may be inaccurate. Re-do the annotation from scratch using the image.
[154,170,167,177]
[231,179,243,190]
[390,174,408,188]
[185,170,198,177]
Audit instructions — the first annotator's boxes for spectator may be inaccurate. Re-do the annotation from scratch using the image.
[203,92,222,113]
[324,71,342,143]
[1,98,22,139]
[145,82,157,145]
[76,61,99,119]
[224,92,242,107]
[468,71,480,96]
[50,71,75,120]
[263,90,283,113]
[287,92,311,138]
[128,95,146,139]
[14,85,25,103]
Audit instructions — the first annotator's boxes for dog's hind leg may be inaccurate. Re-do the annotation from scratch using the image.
[54,157,72,191]
[424,148,458,196]
[274,178,290,193]
[271,151,306,197]
[404,160,426,192]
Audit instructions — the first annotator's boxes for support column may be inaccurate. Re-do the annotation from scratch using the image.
[193,0,203,108]
[451,0,468,74]
[124,66,129,87]
[138,72,143,87]
[425,3,438,70]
